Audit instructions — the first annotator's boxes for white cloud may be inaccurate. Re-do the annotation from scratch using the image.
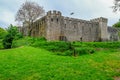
[0,9,16,28]
[60,0,120,26]
[1,11,14,24]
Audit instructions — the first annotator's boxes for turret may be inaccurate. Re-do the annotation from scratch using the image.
[46,10,63,41]
[91,17,108,41]
[46,10,62,17]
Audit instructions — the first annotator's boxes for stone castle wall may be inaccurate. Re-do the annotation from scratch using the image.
[31,17,47,37]
[43,10,106,41]
[62,17,100,41]
[21,10,117,42]
[90,17,108,41]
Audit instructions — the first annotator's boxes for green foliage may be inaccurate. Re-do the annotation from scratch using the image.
[75,47,95,55]
[74,42,120,48]
[0,39,3,49]
[12,37,120,56]
[2,34,14,49]
[32,41,70,52]
[64,50,73,56]
[112,21,120,28]
[2,24,23,49]
[12,37,34,48]
[0,46,120,80]
[6,24,23,40]
[15,32,23,40]
[0,27,7,39]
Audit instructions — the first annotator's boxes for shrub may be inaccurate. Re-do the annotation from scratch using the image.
[32,41,71,52]
[0,39,3,49]
[2,34,14,49]
[112,21,120,28]
[75,47,95,55]
[2,24,23,49]
[64,50,73,56]
[0,27,7,39]
[73,42,120,48]
[15,32,23,40]
[55,50,73,56]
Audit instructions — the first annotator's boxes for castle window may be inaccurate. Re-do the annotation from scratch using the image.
[82,26,84,31]
[65,24,66,28]
[59,36,67,41]
[57,18,58,22]
[74,23,77,29]
[51,18,53,22]
[74,25,76,29]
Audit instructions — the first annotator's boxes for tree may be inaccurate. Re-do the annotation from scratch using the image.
[112,21,120,28]
[2,24,22,49]
[15,1,45,36]
[112,0,120,12]
[112,21,120,38]
[0,27,7,39]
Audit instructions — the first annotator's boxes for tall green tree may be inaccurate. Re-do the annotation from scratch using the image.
[2,24,22,49]
[112,21,120,38]
[0,27,7,39]
[112,21,120,28]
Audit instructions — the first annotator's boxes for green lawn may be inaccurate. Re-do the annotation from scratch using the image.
[0,46,120,80]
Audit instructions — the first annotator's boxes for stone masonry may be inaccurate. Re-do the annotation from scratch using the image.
[19,10,119,42]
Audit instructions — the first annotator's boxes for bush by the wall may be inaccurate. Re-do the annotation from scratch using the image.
[32,41,70,52]
[64,50,73,56]
[74,42,120,48]
[75,47,95,55]
[31,40,97,56]
[55,50,73,56]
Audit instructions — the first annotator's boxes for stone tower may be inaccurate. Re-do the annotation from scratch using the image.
[91,17,108,41]
[46,10,63,41]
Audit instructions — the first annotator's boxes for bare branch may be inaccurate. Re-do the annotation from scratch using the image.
[15,1,45,24]
[112,0,120,12]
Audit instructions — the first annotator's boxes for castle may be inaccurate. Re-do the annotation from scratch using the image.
[19,10,119,42]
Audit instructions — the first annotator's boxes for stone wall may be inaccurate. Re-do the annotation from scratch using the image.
[31,17,47,37]
[45,10,62,41]
[107,27,119,41]
[90,17,108,41]
[44,10,102,42]
[20,10,118,42]
[63,17,100,41]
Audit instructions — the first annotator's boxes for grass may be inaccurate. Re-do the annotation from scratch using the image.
[0,46,120,80]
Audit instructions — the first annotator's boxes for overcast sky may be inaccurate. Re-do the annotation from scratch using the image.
[0,0,120,28]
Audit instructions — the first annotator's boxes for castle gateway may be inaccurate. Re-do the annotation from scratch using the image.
[20,10,119,42]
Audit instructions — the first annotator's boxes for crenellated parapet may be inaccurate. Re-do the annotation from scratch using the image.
[63,16,99,26]
[47,10,62,17]
[90,17,108,23]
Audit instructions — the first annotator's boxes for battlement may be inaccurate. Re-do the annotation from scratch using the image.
[47,10,62,16]
[63,17,98,25]
[90,17,108,23]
